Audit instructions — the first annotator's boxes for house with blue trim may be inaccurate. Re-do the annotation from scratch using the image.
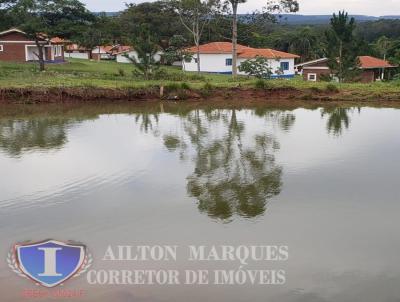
[183,42,299,78]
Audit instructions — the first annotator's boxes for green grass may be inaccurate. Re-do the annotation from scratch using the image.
[0,58,242,89]
[0,59,400,99]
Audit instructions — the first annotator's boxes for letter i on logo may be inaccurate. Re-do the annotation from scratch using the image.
[12,240,87,288]
[38,247,62,277]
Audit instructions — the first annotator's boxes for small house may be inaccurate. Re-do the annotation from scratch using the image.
[0,28,65,63]
[91,46,115,60]
[115,47,163,64]
[183,42,299,78]
[296,56,396,82]
[64,44,92,60]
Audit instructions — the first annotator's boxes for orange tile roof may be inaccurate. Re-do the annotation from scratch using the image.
[112,45,133,55]
[96,45,133,54]
[50,37,68,44]
[66,44,90,51]
[238,48,299,59]
[358,56,395,69]
[186,42,299,59]
[186,42,252,54]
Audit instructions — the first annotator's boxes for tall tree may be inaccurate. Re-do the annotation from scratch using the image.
[228,0,299,78]
[325,11,360,82]
[174,0,224,73]
[119,1,182,44]
[125,27,160,80]
[3,0,93,71]
[375,36,392,60]
[74,13,118,60]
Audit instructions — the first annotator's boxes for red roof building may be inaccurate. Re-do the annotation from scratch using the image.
[296,56,397,82]
[0,28,65,63]
[184,42,299,77]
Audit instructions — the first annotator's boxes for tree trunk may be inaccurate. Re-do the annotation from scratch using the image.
[196,43,200,73]
[338,41,343,83]
[231,2,238,78]
[35,39,45,72]
[195,13,201,74]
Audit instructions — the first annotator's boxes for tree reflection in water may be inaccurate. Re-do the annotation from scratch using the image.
[161,109,286,222]
[0,118,72,157]
[321,107,359,136]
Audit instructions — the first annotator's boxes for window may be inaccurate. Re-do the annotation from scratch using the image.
[194,58,198,64]
[226,58,232,66]
[0,45,3,52]
[54,45,62,57]
[280,61,289,71]
[307,73,317,82]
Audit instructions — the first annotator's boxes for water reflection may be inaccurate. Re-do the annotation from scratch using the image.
[321,107,360,136]
[255,109,297,132]
[0,118,72,157]
[135,113,160,133]
[159,109,284,221]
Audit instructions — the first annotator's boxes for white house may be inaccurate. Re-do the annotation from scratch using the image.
[183,42,299,78]
[91,45,115,60]
[64,44,91,60]
[115,47,163,64]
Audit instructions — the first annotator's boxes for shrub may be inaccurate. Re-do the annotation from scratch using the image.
[254,79,269,89]
[326,83,339,93]
[239,56,272,79]
[203,82,214,91]
[199,82,214,97]
[319,74,332,82]
[310,86,322,93]
[165,82,181,92]
[180,82,190,90]
[117,68,125,77]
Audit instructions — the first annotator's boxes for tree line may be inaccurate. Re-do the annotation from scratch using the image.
[1,0,399,79]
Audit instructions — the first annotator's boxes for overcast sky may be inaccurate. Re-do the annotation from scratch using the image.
[81,0,400,16]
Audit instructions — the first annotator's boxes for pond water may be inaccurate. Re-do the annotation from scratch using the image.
[0,103,399,302]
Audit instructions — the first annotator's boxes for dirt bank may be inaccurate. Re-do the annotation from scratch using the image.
[1,86,400,103]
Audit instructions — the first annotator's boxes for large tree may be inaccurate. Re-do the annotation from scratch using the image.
[174,0,224,73]
[119,1,182,44]
[124,27,160,80]
[3,0,93,71]
[325,11,360,82]
[228,0,299,78]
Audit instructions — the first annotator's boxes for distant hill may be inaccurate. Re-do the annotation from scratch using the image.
[92,12,400,25]
[276,14,400,25]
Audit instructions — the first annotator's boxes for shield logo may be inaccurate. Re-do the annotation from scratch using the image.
[14,240,86,288]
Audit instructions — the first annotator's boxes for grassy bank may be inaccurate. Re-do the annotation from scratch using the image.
[1,58,400,102]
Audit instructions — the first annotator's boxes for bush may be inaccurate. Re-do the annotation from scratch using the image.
[254,79,270,89]
[203,82,214,91]
[199,82,214,97]
[309,86,323,93]
[326,83,339,93]
[117,68,125,77]
[180,82,190,89]
[165,82,181,92]
[319,74,332,82]
[239,56,272,79]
